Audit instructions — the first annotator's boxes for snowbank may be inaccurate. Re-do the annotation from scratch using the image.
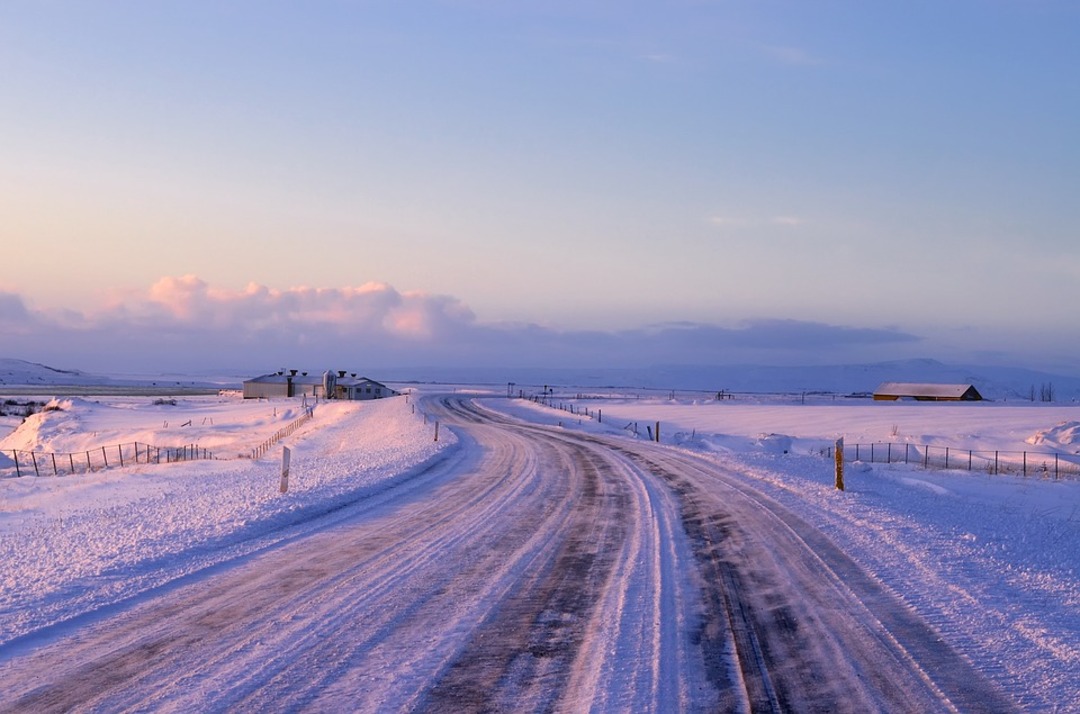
[0,395,317,458]
[1027,420,1080,451]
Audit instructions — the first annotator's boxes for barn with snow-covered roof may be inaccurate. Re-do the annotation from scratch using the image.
[872,382,983,401]
[242,370,398,400]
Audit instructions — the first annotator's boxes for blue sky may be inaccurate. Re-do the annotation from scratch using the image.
[2,1,1078,376]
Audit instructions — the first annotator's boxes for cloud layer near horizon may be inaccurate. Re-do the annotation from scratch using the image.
[2,276,921,375]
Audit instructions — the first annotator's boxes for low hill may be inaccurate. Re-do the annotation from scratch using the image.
[0,358,228,393]
[0,358,102,386]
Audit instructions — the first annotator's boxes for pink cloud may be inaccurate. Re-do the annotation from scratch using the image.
[97,276,476,338]
[5,276,925,375]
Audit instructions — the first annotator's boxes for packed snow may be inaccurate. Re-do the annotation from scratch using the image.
[1,386,1078,710]
[485,394,1080,711]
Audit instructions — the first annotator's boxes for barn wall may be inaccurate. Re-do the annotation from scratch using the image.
[243,382,289,399]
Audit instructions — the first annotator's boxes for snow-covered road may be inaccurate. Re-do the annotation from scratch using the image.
[0,397,1017,712]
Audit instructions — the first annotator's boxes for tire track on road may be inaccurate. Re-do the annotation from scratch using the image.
[471,400,1018,712]
[621,444,1020,713]
[1,396,1017,712]
[0,399,708,712]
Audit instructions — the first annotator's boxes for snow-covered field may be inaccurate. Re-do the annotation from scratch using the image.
[486,395,1080,711]
[2,389,1078,710]
[0,393,449,649]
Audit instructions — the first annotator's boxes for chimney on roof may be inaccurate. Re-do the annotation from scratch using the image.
[301,371,308,377]
[290,369,298,377]
[338,370,346,378]
[351,373,356,378]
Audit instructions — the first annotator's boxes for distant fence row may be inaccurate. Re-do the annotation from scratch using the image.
[529,394,1080,481]
[4,442,214,478]
[250,407,314,459]
[825,442,1080,480]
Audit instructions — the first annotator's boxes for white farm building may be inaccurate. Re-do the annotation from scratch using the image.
[242,370,400,401]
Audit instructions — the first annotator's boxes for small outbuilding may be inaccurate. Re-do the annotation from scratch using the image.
[873,382,984,402]
[332,375,398,401]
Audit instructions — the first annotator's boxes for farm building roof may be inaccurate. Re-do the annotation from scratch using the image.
[245,373,322,385]
[873,382,983,401]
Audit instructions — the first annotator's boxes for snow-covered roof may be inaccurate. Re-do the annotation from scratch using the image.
[245,373,322,385]
[336,375,378,386]
[873,382,981,399]
[244,372,394,390]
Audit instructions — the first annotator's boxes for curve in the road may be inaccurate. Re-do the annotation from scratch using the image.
[0,397,1017,713]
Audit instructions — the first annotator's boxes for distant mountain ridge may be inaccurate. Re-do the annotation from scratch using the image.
[381,358,1080,402]
[641,359,1080,401]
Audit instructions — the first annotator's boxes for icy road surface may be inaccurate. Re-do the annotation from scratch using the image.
[0,398,1016,712]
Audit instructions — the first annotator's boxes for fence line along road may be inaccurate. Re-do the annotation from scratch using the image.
[826,441,1080,480]
[4,442,213,478]
[250,407,315,460]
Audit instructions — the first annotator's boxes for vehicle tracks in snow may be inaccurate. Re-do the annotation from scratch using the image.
[0,397,1017,712]
[608,442,1019,713]
[470,401,1018,713]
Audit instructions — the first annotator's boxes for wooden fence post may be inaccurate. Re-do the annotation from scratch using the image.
[835,437,845,491]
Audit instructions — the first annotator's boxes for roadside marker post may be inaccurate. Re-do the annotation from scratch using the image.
[280,446,291,493]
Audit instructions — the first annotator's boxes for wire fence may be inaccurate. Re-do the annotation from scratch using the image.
[824,442,1080,480]
[1,405,318,478]
[250,407,314,459]
[4,442,214,478]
